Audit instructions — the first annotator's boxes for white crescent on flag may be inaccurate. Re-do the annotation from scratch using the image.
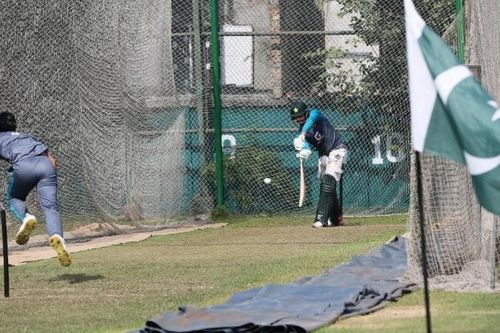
[490,101,500,121]
[464,151,500,175]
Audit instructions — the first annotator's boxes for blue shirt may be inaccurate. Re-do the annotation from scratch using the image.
[297,109,344,156]
[0,132,48,164]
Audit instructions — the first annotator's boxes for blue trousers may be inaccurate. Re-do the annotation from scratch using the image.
[7,155,63,237]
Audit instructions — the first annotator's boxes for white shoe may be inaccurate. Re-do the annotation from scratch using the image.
[327,217,343,227]
[49,234,72,267]
[15,213,38,245]
[312,221,324,228]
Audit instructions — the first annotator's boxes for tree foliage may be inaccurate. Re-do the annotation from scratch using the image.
[312,0,455,101]
[202,144,298,214]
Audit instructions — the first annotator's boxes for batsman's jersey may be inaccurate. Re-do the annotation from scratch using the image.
[299,109,344,156]
[0,132,48,164]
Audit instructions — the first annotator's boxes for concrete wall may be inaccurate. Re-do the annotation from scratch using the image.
[324,1,378,93]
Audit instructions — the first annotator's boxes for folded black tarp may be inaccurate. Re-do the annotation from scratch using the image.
[133,236,417,333]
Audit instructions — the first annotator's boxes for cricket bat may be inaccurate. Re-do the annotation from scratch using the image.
[299,158,305,207]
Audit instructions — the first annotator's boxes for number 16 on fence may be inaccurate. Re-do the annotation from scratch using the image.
[299,158,306,207]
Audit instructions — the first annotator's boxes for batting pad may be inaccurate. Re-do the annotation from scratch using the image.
[131,236,417,333]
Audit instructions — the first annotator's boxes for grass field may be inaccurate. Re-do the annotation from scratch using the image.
[1,214,499,333]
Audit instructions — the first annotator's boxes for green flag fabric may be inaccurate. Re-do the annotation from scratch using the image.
[405,0,500,215]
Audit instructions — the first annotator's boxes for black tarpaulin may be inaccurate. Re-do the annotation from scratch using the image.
[133,236,416,333]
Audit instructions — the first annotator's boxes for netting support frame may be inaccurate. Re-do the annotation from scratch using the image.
[489,215,497,289]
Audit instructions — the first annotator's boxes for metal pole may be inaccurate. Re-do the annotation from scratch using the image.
[2,209,9,297]
[415,152,432,333]
[491,215,497,289]
[455,0,465,63]
[192,0,213,204]
[209,0,225,208]
[339,168,344,223]
[171,30,356,37]
[193,0,205,152]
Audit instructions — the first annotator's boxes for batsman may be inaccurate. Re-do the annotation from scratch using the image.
[290,101,347,228]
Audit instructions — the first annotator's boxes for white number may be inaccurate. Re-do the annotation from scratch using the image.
[372,133,406,164]
[222,134,236,159]
[371,135,384,165]
[386,133,406,163]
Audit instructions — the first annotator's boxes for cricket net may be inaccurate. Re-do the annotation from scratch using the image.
[1,0,494,259]
[0,0,189,243]
[405,0,500,291]
[0,0,419,244]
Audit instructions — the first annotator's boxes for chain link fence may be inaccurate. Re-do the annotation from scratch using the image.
[0,1,483,244]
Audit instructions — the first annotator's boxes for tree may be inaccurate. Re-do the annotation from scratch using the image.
[312,0,455,122]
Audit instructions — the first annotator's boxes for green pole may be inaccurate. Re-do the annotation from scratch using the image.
[455,0,465,63]
[193,0,204,150]
[209,0,225,208]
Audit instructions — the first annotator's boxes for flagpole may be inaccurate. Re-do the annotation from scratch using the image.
[415,151,432,333]
[1,209,9,298]
[455,0,465,63]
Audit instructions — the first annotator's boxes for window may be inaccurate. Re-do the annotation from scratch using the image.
[222,24,253,87]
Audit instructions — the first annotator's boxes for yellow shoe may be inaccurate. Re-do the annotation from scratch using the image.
[49,234,72,267]
[15,214,38,245]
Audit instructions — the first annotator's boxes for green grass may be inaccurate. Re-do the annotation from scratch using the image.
[321,289,500,333]
[1,214,498,333]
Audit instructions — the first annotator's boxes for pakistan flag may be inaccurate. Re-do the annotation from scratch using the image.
[405,0,500,215]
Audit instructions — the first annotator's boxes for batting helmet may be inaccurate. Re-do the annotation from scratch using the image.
[0,112,17,132]
[290,101,308,121]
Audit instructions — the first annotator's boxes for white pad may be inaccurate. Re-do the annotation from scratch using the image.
[325,148,347,181]
[318,156,328,179]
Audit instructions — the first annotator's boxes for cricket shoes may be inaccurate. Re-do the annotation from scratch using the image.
[337,216,344,226]
[49,234,72,267]
[330,217,344,226]
[312,220,332,228]
[15,213,38,245]
[312,221,323,228]
[313,219,338,228]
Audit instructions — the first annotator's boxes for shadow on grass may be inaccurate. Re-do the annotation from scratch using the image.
[50,273,105,284]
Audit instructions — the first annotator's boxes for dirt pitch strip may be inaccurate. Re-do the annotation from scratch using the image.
[1,223,227,266]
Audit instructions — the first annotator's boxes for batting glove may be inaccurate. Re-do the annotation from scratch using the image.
[293,136,304,151]
[298,148,312,160]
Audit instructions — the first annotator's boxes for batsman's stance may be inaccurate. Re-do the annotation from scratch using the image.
[0,112,71,266]
[290,101,347,228]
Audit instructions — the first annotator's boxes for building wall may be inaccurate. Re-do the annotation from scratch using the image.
[324,1,379,93]
[223,0,274,91]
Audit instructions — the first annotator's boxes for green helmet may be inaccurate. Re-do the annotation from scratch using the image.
[290,101,308,121]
